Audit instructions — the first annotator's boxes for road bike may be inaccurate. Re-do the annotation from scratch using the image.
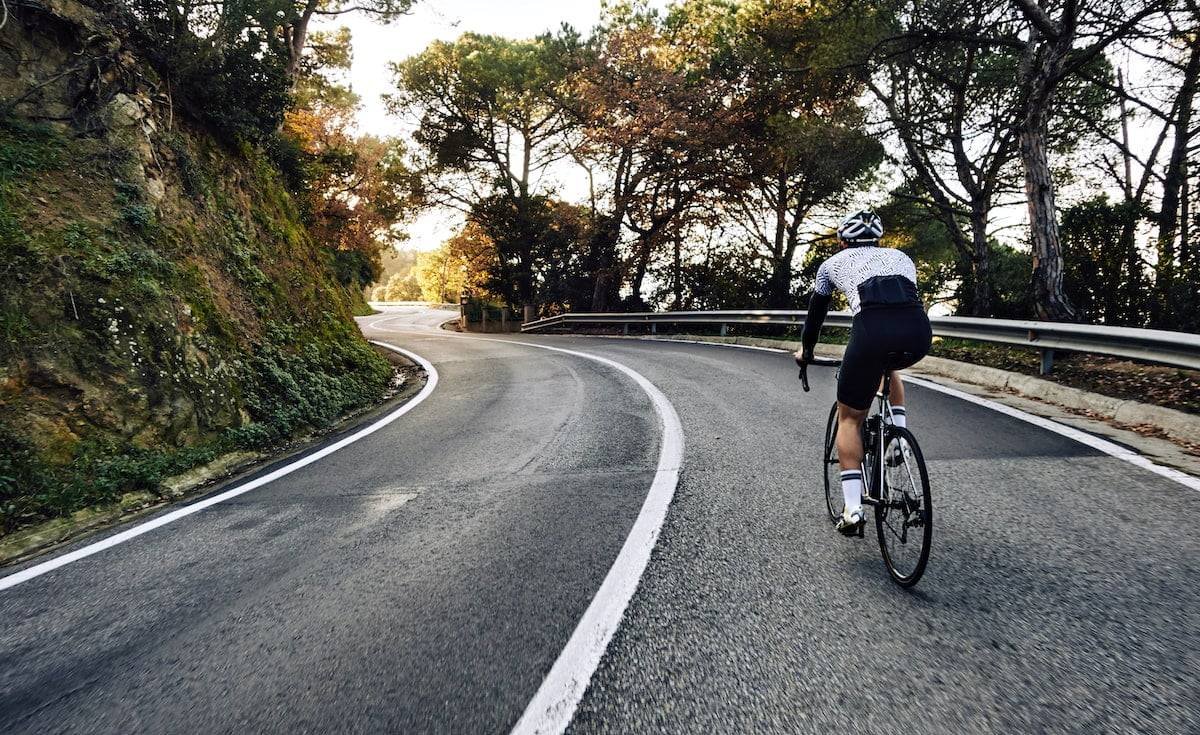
[800,356,933,587]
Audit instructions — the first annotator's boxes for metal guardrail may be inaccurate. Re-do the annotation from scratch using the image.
[521,310,1200,374]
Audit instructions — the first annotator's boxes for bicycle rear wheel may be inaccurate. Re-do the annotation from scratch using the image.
[875,427,932,587]
[822,402,841,523]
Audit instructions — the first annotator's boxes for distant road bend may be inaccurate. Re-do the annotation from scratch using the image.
[1,304,1197,734]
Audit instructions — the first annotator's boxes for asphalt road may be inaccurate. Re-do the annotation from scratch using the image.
[2,306,1197,734]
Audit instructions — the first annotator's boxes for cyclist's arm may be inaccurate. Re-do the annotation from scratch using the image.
[800,291,832,356]
[800,262,834,359]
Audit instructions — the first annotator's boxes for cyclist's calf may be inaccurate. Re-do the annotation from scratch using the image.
[835,402,868,472]
[885,370,905,407]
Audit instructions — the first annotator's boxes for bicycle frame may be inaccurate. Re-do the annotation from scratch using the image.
[861,371,894,507]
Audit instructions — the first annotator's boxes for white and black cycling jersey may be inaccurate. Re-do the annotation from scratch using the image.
[814,246,918,315]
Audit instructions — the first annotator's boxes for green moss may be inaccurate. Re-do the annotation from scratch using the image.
[0,117,393,536]
[0,123,67,357]
[164,131,211,199]
[0,118,63,180]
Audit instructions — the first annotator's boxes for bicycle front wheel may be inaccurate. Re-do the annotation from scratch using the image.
[875,427,932,587]
[822,402,841,523]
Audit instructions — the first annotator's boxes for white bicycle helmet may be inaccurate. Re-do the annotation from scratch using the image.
[837,210,884,244]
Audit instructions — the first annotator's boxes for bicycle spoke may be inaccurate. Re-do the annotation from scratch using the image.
[899,451,920,499]
[883,512,907,545]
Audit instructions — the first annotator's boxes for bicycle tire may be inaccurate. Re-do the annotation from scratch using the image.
[875,426,932,587]
[822,402,841,523]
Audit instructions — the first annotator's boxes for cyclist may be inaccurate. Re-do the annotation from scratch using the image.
[795,210,932,536]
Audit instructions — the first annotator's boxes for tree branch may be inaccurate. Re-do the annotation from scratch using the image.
[1012,0,1061,38]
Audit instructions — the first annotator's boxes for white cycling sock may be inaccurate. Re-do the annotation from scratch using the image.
[840,470,863,515]
[891,406,907,429]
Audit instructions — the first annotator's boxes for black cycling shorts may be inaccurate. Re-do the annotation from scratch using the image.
[838,305,932,410]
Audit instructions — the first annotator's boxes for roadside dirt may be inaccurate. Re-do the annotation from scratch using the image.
[929,341,1200,416]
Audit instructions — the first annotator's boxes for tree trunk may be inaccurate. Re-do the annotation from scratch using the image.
[772,176,790,308]
[285,0,319,80]
[589,150,635,312]
[513,203,537,318]
[968,202,992,317]
[1019,109,1078,322]
[1153,39,1200,321]
[628,234,655,309]
[1014,18,1080,323]
[1115,204,1145,326]
[588,215,621,312]
[1181,169,1192,277]
[672,231,683,310]
[766,257,792,309]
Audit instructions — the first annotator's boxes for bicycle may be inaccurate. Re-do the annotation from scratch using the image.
[799,356,933,587]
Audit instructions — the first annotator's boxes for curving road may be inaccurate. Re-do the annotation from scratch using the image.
[1,305,1196,734]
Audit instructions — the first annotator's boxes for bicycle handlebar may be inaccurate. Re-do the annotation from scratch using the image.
[797,356,842,392]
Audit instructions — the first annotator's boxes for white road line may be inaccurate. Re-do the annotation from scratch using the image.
[361,311,456,333]
[903,376,1200,492]
[0,342,438,592]
[365,325,684,735]
[366,314,411,331]
[571,334,1200,492]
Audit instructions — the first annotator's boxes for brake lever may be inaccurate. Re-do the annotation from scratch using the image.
[799,363,810,392]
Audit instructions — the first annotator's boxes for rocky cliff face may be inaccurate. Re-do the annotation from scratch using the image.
[0,0,391,532]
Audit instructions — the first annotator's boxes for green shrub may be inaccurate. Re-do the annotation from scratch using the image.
[232,322,392,445]
[164,132,209,198]
[120,203,155,231]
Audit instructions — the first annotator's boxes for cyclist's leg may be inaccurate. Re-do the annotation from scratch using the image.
[836,401,868,513]
[835,315,882,519]
[887,371,907,428]
[888,371,906,402]
[835,403,867,472]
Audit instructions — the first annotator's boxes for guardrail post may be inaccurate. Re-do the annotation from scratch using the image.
[623,323,629,336]
[651,323,657,335]
[1039,348,1054,375]
[720,323,727,337]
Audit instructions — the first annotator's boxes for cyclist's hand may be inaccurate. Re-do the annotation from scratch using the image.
[796,349,813,391]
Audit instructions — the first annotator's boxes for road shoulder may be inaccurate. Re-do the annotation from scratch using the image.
[0,344,429,570]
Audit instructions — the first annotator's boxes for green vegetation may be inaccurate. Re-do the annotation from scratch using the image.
[0,117,392,534]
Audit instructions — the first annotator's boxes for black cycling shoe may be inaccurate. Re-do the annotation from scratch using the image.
[836,507,866,537]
